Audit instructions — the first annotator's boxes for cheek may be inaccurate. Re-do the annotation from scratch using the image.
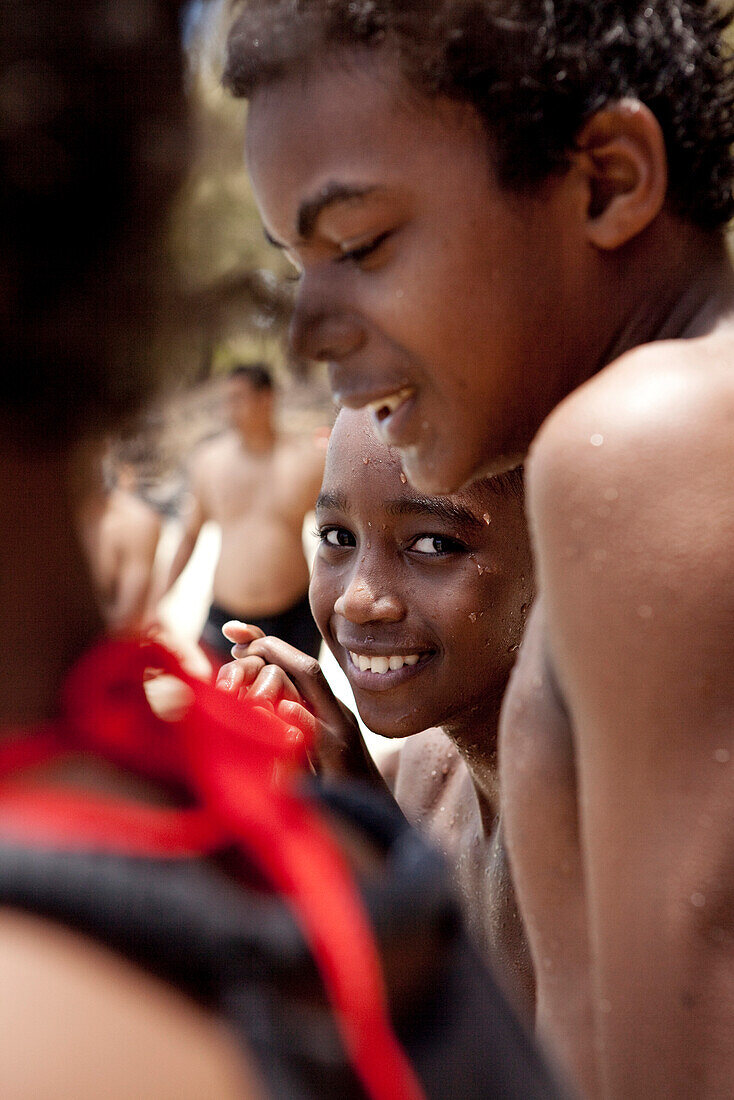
[308,565,338,637]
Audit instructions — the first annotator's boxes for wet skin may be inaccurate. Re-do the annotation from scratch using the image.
[244,45,734,1096]
[309,411,532,741]
[219,408,535,1014]
[245,52,602,494]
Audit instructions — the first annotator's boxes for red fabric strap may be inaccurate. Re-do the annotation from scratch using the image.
[0,638,424,1100]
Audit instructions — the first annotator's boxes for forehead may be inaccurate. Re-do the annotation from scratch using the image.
[245,52,491,236]
[323,411,406,499]
[322,411,516,524]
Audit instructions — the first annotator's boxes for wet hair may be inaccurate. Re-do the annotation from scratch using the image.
[224,0,734,229]
[1,0,188,449]
[483,464,524,503]
[230,361,275,391]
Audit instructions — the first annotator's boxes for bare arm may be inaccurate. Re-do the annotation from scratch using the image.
[159,484,206,601]
[527,345,734,1097]
[107,509,162,632]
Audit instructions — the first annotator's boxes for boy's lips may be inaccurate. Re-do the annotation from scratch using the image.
[342,647,435,691]
[366,387,417,447]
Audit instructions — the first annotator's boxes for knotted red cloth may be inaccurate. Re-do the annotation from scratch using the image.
[0,637,424,1100]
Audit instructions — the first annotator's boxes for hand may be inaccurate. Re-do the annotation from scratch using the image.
[217,622,383,783]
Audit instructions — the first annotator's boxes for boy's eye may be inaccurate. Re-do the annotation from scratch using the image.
[320,526,356,548]
[338,229,393,267]
[409,534,464,556]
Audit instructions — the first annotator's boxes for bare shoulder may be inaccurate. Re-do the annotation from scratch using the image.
[281,432,327,472]
[526,330,734,765]
[0,908,260,1099]
[528,333,733,513]
[110,491,161,542]
[278,432,327,494]
[191,431,237,476]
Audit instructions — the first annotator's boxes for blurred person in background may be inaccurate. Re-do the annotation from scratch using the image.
[160,362,324,670]
[79,444,163,634]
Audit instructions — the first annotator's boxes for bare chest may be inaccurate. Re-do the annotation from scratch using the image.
[202,446,309,527]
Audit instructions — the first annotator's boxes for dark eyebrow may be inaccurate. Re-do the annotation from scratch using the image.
[316,490,349,513]
[384,497,484,528]
[298,182,381,239]
[264,183,383,251]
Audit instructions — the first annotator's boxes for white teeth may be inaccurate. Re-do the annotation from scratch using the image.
[349,651,422,675]
[367,387,414,422]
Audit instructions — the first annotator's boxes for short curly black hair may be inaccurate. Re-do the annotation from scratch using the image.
[225,0,734,229]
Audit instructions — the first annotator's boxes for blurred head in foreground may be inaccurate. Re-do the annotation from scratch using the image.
[1,0,188,451]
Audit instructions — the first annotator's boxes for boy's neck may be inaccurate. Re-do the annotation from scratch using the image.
[599,223,734,370]
[442,697,504,837]
[0,443,103,728]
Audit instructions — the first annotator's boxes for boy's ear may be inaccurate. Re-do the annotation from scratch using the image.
[572,99,668,250]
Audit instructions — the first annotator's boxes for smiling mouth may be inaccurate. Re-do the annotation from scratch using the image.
[366,387,415,424]
[347,650,425,675]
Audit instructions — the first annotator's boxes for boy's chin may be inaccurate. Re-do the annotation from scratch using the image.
[358,705,435,741]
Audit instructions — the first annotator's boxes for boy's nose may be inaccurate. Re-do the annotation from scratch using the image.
[334,573,404,624]
[289,282,366,363]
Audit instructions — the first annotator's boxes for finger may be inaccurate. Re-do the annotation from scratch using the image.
[246,664,303,707]
[245,638,342,720]
[216,660,247,694]
[225,655,267,696]
[221,621,266,646]
[276,698,319,739]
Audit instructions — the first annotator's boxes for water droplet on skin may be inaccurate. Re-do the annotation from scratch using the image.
[691,892,706,908]
[590,433,604,447]
[366,540,371,549]
[507,643,520,654]
[604,487,619,502]
[442,764,449,776]
[483,513,491,525]
[363,457,370,465]
[469,612,477,622]
[431,770,437,778]
[638,604,653,620]
[714,748,730,764]
[400,472,407,484]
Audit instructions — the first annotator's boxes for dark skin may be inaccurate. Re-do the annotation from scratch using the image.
[218,408,535,1016]
[244,48,734,1098]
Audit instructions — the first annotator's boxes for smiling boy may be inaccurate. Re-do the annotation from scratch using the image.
[226,2,734,1096]
[221,407,535,1013]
